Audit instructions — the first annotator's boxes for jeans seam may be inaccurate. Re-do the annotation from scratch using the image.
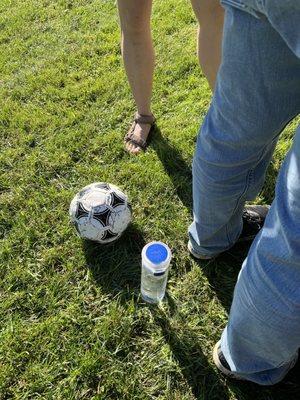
[221,0,263,18]
[222,0,246,8]
[224,137,277,245]
[225,169,254,244]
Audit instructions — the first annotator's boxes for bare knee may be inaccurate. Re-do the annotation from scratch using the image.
[121,16,150,38]
[191,0,224,25]
[118,0,152,38]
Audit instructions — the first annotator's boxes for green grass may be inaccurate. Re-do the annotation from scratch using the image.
[0,0,299,399]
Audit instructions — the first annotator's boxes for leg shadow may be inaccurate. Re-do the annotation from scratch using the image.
[151,126,193,212]
[149,296,230,400]
[149,125,300,398]
[196,241,252,313]
[225,359,300,400]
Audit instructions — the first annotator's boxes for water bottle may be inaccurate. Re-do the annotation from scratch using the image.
[141,241,172,304]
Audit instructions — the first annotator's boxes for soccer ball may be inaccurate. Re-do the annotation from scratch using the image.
[69,182,132,244]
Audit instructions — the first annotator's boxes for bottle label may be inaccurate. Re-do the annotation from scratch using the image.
[153,271,165,277]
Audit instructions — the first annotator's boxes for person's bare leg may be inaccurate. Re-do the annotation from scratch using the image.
[191,0,224,90]
[118,0,154,154]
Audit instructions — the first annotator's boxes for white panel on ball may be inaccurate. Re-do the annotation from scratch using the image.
[69,182,132,244]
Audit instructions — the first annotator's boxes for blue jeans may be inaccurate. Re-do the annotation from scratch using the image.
[189,0,300,385]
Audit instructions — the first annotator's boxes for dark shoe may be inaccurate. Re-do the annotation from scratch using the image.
[188,204,270,260]
[213,341,245,380]
[213,340,299,384]
[238,204,270,242]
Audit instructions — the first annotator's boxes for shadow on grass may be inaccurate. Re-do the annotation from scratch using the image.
[83,226,300,399]
[151,126,193,212]
[151,125,251,312]
[195,249,300,400]
[197,242,252,313]
[195,242,300,398]
[82,223,145,301]
[83,227,231,398]
[82,134,299,399]
[226,364,300,400]
[149,296,231,400]
[149,128,300,398]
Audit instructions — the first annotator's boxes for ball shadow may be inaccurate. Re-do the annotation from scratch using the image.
[82,223,145,303]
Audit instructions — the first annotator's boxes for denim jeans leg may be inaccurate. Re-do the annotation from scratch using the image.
[189,6,300,257]
[221,125,300,385]
[260,0,300,57]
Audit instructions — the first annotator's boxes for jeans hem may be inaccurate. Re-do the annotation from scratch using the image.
[188,233,241,258]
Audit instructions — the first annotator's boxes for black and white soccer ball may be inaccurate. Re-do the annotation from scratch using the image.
[69,182,132,244]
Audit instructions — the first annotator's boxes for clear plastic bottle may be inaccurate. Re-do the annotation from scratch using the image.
[141,241,172,304]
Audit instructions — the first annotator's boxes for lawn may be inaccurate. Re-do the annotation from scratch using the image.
[0,0,299,399]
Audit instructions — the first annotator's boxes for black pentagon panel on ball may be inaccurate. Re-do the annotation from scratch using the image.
[93,207,111,226]
[102,230,119,241]
[95,183,110,191]
[75,202,89,219]
[110,192,126,208]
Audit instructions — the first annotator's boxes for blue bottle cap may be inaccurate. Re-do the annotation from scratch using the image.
[146,242,169,265]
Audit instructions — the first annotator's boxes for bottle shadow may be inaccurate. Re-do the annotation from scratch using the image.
[82,228,231,398]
